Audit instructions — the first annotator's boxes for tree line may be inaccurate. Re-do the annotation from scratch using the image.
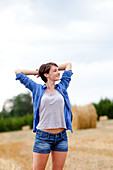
[0,93,113,132]
[0,92,33,132]
[93,98,113,120]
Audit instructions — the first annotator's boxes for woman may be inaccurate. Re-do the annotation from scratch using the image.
[15,62,73,170]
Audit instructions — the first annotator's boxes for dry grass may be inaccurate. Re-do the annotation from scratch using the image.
[0,120,113,170]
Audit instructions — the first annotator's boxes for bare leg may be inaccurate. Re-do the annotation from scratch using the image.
[51,151,67,170]
[33,152,50,170]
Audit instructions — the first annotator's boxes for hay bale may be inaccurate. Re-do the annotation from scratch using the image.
[99,115,108,121]
[22,125,30,131]
[72,104,98,130]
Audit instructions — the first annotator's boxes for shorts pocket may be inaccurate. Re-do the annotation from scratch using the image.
[62,132,68,139]
[35,132,48,141]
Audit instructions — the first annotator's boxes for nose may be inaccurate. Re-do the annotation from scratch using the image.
[57,72,60,76]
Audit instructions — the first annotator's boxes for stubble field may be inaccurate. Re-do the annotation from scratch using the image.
[0,120,113,170]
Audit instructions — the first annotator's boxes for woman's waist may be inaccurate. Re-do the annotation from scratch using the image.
[37,128,65,134]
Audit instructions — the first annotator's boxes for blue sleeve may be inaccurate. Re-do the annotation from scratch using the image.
[16,73,37,92]
[59,70,73,90]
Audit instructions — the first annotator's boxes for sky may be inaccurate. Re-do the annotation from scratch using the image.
[0,0,113,111]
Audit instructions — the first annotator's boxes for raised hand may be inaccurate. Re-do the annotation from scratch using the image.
[35,69,39,78]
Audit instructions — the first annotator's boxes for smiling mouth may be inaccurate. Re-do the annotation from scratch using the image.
[56,76,60,78]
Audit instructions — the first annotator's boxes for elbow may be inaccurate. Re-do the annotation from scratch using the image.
[66,62,72,71]
[15,69,21,75]
[68,62,72,67]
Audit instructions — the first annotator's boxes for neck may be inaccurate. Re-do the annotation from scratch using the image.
[46,80,55,90]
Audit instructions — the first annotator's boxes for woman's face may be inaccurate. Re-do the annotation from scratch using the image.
[46,65,60,82]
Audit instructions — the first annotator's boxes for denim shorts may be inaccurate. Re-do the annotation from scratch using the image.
[33,129,68,153]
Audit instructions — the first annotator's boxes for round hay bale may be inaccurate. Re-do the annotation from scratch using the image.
[72,104,98,130]
[22,125,30,131]
[99,115,108,121]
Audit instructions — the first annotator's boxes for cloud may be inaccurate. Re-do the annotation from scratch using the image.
[69,59,113,105]
[0,0,113,111]
[94,0,113,10]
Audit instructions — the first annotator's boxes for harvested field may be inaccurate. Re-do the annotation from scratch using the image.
[0,120,113,170]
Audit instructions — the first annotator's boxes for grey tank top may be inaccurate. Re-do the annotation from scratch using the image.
[36,90,66,130]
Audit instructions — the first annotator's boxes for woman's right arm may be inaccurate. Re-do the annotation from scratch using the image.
[58,62,72,71]
[15,69,39,76]
[15,69,39,92]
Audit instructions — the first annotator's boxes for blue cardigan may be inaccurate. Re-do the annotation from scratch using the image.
[16,70,73,132]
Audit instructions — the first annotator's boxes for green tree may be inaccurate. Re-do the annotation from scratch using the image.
[93,98,113,119]
[0,92,33,118]
[0,114,33,132]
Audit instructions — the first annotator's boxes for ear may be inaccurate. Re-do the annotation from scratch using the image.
[44,73,49,78]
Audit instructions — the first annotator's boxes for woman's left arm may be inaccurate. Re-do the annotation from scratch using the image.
[58,62,73,90]
[58,62,72,71]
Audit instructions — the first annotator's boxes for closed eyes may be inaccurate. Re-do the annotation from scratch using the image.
[53,69,58,72]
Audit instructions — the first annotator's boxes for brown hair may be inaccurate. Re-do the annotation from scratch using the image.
[39,62,58,83]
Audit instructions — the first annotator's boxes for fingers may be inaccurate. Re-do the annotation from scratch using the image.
[36,75,39,78]
[34,69,39,78]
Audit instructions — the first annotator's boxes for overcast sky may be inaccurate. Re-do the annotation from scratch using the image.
[0,0,113,111]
